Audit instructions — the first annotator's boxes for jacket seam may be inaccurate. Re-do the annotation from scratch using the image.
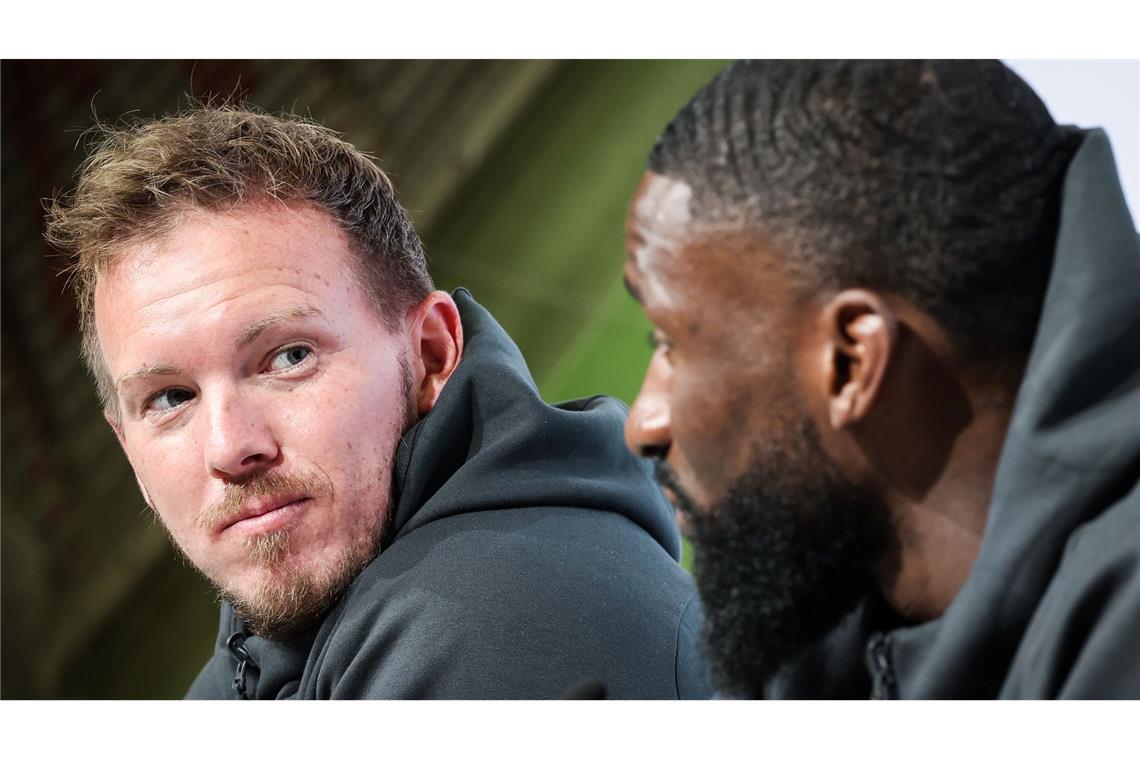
[674,590,699,699]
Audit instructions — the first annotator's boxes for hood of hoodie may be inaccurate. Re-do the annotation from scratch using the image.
[385,287,679,558]
[769,128,1140,698]
[194,288,683,698]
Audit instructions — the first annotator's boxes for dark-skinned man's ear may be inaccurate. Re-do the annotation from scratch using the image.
[820,289,899,430]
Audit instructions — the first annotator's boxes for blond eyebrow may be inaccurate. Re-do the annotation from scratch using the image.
[236,305,323,347]
[113,306,324,393]
[115,363,179,392]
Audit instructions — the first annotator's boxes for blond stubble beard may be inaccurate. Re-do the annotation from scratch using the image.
[151,355,415,640]
[188,452,384,639]
[223,522,384,640]
[243,525,292,566]
[144,457,391,640]
[206,466,395,640]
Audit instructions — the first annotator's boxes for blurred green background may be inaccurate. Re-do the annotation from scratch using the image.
[0,60,726,698]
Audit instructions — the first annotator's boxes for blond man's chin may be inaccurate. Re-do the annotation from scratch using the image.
[220,542,375,640]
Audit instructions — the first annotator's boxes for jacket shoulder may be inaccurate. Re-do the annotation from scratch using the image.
[186,647,237,699]
[305,506,708,698]
[1003,492,1140,697]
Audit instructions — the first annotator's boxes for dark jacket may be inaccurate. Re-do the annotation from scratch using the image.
[186,289,711,699]
[767,129,1140,698]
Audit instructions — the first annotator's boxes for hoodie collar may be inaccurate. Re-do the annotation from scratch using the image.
[871,129,1140,696]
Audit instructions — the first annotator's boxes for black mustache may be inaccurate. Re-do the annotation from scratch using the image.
[652,459,698,519]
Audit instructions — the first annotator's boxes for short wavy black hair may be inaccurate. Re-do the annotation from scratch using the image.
[649,60,1082,370]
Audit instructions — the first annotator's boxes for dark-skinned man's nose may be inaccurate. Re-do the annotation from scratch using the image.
[625,355,672,460]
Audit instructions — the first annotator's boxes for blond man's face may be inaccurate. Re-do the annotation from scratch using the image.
[94,202,415,636]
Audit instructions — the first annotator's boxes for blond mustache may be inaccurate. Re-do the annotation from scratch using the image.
[196,470,333,533]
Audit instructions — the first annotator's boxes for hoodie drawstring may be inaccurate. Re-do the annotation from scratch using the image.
[226,632,255,699]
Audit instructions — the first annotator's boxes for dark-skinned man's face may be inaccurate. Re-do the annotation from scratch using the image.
[622,171,887,696]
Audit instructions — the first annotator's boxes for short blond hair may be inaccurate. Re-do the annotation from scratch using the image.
[45,105,434,415]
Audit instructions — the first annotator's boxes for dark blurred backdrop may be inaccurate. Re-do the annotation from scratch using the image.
[0,59,726,698]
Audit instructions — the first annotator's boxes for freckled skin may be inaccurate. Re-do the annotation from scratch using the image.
[96,202,414,608]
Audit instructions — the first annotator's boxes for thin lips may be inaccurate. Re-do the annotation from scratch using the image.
[655,482,681,507]
[221,493,308,533]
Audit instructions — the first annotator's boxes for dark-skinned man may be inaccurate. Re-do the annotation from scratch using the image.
[622,60,1140,698]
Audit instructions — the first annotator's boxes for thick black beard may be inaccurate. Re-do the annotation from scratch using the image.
[657,416,887,698]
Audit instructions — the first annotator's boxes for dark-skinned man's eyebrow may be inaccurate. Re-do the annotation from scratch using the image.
[622,274,643,304]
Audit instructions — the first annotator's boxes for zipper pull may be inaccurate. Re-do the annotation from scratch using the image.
[867,633,898,699]
[226,632,255,699]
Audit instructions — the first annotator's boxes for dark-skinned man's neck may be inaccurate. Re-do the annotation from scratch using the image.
[866,354,1020,623]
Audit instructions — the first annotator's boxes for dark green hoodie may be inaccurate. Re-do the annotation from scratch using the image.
[768,129,1140,698]
[187,289,711,699]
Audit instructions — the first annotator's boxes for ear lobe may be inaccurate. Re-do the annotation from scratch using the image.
[105,409,127,450]
[821,290,898,430]
[104,409,158,513]
[410,291,464,417]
